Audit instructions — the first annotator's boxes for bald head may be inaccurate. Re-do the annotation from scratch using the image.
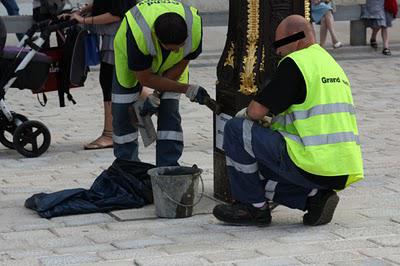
[275,15,316,57]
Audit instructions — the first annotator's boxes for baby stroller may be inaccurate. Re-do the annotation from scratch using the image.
[0,14,86,158]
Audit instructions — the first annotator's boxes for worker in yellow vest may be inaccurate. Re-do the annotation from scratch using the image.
[213,15,364,226]
[112,0,209,166]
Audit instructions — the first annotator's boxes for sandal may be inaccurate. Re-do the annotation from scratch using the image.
[84,130,113,150]
[370,39,378,49]
[333,42,342,49]
[382,48,391,56]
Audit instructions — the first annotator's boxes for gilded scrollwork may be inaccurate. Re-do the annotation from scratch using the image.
[239,0,260,96]
[223,42,235,68]
[260,46,265,72]
[304,0,311,21]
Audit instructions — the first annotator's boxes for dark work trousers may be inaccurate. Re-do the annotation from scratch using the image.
[223,117,327,210]
[112,75,183,166]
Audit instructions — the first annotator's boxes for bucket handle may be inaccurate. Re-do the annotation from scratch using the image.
[154,172,204,208]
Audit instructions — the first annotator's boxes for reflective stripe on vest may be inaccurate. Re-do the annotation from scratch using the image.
[280,131,360,146]
[272,103,355,126]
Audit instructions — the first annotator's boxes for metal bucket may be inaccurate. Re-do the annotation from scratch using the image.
[147,165,203,218]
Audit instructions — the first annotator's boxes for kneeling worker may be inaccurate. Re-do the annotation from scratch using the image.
[112,0,209,166]
[213,15,364,226]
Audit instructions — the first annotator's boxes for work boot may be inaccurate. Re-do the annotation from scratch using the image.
[213,202,271,226]
[303,190,339,226]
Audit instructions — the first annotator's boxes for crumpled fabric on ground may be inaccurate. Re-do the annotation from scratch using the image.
[25,159,155,218]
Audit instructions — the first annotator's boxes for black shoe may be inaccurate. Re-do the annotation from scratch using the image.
[213,202,271,226]
[382,48,391,56]
[303,190,339,226]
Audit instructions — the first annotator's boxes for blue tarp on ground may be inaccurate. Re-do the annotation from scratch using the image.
[25,159,154,218]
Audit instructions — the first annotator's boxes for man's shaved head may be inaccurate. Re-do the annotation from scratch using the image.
[275,15,316,57]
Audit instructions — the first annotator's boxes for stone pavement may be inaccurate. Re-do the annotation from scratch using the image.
[1,21,400,266]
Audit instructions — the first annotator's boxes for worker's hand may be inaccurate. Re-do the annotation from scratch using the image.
[185,85,210,105]
[140,93,160,116]
[259,115,273,128]
[235,108,249,119]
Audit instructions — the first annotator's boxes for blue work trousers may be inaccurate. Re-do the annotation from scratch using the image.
[112,76,183,166]
[223,117,328,210]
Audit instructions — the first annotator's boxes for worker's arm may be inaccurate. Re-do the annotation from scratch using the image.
[68,12,121,25]
[162,60,190,81]
[135,69,189,93]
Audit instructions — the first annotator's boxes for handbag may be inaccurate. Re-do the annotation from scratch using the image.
[84,32,101,67]
[385,0,398,18]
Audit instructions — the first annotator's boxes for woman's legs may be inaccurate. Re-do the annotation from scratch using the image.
[319,16,328,47]
[324,11,340,46]
[381,27,391,55]
[84,62,114,149]
[381,27,389,49]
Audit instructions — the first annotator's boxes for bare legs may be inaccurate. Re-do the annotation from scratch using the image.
[319,10,341,48]
[370,27,391,55]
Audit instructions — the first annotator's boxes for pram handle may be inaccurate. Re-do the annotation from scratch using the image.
[24,19,78,41]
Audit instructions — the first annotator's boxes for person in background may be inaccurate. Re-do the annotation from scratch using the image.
[63,0,137,149]
[311,0,342,48]
[0,0,23,40]
[362,0,397,56]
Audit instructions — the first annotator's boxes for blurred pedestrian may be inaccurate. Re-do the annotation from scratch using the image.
[362,0,397,56]
[311,0,342,48]
[62,0,137,149]
[0,0,23,40]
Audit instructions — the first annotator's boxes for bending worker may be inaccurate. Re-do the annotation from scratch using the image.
[213,15,364,226]
[112,0,209,166]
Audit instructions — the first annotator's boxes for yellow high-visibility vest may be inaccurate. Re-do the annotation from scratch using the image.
[271,44,364,187]
[114,0,202,88]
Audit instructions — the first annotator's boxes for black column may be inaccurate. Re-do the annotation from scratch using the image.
[213,0,310,202]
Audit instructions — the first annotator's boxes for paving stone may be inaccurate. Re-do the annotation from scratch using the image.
[51,213,114,226]
[319,239,379,251]
[331,258,394,266]
[98,248,166,261]
[235,257,302,266]
[1,229,56,241]
[201,250,262,263]
[54,244,116,255]
[162,243,225,255]
[113,236,175,249]
[134,255,209,266]
[368,236,400,247]
[86,231,150,244]
[359,247,400,257]
[167,232,235,244]
[332,227,395,239]
[7,249,54,259]
[0,258,40,266]
[39,254,102,266]
[296,251,366,264]
[30,236,94,249]
[274,232,340,244]
[51,224,107,237]
[386,255,400,264]
[79,261,134,266]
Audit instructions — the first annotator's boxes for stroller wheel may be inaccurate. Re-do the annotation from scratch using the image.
[0,113,28,149]
[13,120,51,158]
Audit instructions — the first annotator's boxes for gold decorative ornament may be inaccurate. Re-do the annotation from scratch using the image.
[260,46,265,72]
[304,0,311,21]
[223,42,235,68]
[239,0,259,96]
